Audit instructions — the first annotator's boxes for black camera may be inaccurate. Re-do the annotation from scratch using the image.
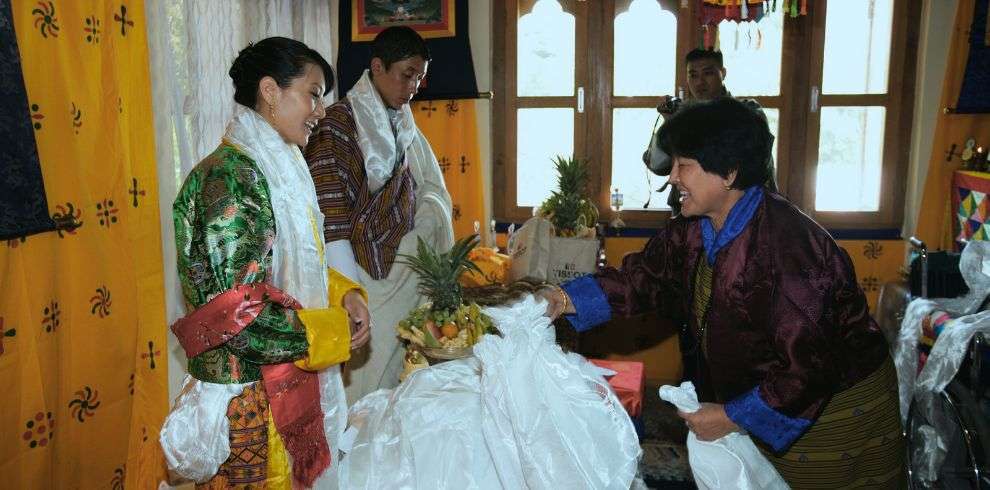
[657,96,683,114]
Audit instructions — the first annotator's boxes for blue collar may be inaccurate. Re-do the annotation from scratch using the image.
[700,186,763,265]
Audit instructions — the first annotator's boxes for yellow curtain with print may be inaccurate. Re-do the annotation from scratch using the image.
[0,1,168,488]
[411,99,487,241]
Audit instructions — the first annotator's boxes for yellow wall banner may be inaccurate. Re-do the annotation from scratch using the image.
[0,1,168,487]
[412,99,487,241]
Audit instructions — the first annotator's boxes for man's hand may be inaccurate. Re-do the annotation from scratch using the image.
[677,403,739,441]
[342,290,370,350]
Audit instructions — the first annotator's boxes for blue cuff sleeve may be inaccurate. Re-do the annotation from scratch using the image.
[724,387,812,453]
[561,275,612,332]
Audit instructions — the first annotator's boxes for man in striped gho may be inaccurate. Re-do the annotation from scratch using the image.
[304,26,455,402]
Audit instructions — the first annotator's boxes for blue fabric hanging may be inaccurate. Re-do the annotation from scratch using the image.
[0,0,55,240]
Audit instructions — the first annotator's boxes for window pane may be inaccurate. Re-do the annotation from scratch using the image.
[822,0,893,94]
[815,107,885,211]
[517,108,575,207]
[613,0,676,97]
[611,108,671,211]
[762,107,779,177]
[719,7,783,96]
[518,0,575,96]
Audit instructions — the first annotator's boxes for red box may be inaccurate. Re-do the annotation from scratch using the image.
[589,359,645,418]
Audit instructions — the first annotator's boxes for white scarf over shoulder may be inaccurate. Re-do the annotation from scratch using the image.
[224,106,328,308]
[348,70,417,194]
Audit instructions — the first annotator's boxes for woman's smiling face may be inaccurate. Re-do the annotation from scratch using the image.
[261,63,327,147]
[669,155,738,227]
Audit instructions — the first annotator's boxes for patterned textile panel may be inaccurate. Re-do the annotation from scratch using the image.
[0,1,168,487]
[411,99,487,242]
[953,170,990,243]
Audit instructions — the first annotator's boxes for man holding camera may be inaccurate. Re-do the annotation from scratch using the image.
[645,48,776,213]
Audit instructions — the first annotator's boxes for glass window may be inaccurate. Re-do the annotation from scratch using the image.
[611,108,671,210]
[719,7,783,97]
[822,0,893,94]
[518,0,575,97]
[815,107,885,211]
[613,0,677,97]
[517,108,575,207]
[762,107,779,174]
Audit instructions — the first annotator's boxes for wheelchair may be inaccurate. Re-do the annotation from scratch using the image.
[877,238,990,489]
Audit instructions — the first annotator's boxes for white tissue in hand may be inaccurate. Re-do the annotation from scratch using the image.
[658,382,788,490]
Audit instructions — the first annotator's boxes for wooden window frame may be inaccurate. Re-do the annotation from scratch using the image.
[494,0,921,232]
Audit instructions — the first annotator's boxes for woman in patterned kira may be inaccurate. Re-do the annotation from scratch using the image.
[159,37,370,489]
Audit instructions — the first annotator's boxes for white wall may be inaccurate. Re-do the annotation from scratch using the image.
[902,0,958,238]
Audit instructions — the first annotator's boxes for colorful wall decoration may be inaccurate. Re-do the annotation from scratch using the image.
[351,0,455,42]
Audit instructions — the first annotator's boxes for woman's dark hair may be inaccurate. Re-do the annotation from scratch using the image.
[371,26,432,69]
[229,36,335,108]
[657,98,772,189]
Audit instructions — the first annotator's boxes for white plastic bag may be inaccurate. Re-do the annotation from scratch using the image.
[338,295,641,489]
[658,382,788,490]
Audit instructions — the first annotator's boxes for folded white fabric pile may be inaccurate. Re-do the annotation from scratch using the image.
[339,295,641,489]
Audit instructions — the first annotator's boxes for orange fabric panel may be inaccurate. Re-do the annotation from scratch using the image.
[0,2,168,488]
[411,99,487,242]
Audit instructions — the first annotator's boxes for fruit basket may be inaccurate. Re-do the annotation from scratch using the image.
[396,235,497,363]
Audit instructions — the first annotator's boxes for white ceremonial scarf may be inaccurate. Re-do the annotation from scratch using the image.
[223,106,328,309]
[347,70,418,194]
[224,106,348,488]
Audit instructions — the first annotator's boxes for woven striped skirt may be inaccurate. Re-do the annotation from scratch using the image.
[760,357,907,489]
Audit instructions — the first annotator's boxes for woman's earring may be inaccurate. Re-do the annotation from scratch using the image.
[269,101,277,121]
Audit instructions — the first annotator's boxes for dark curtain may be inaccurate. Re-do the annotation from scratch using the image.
[336,0,479,100]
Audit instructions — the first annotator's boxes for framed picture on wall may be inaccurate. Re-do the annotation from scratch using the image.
[351,0,456,42]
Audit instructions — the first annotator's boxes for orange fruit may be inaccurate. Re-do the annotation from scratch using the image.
[440,322,459,339]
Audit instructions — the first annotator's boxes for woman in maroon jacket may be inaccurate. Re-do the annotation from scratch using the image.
[544,98,905,488]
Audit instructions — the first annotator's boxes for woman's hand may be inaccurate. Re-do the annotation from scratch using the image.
[677,403,739,441]
[342,290,371,350]
[537,285,575,320]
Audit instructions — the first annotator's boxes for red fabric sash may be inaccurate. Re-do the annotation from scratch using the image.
[171,283,302,358]
[261,363,332,487]
[171,283,331,487]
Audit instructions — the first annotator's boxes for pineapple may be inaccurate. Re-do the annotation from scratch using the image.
[396,235,495,351]
[537,155,599,237]
[400,234,482,312]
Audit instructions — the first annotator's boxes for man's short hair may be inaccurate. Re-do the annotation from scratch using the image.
[685,48,723,68]
[657,98,772,190]
[371,26,432,69]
